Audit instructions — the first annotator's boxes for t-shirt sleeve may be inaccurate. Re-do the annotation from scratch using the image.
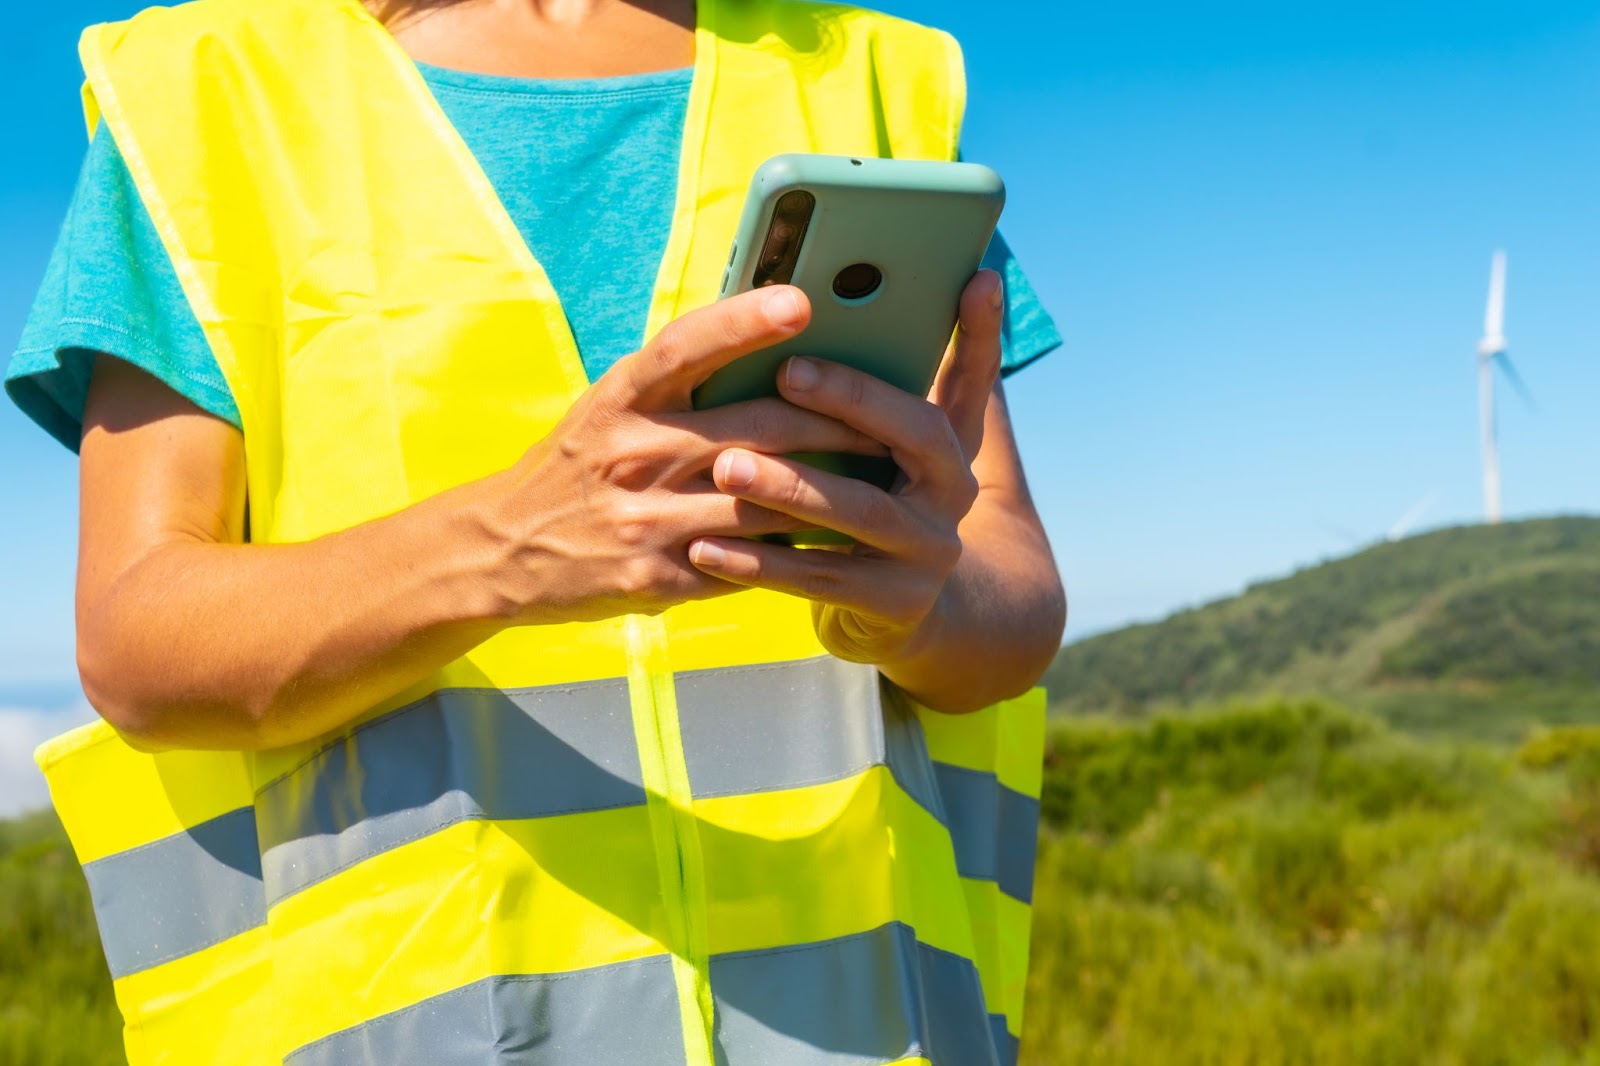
[983,229,1062,378]
[4,126,239,453]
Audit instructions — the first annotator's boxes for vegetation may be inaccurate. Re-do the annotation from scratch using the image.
[1043,516,1600,743]
[1022,701,1600,1064]
[0,811,121,1066]
[1379,567,1600,686]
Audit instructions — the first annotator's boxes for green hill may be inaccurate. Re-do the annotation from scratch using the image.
[1044,516,1600,742]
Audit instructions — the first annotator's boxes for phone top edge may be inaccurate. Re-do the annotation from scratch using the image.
[752,153,1006,207]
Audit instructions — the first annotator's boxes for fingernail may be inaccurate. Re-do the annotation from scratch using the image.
[691,540,726,569]
[785,356,819,392]
[988,272,1005,311]
[765,288,804,328]
[717,451,758,489]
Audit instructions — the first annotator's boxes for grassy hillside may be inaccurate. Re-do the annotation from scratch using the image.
[10,703,1600,1064]
[1044,516,1600,741]
[1023,702,1600,1064]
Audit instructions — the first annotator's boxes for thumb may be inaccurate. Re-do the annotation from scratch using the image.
[610,285,809,411]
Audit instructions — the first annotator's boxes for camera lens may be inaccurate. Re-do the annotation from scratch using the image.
[777,190,814,215]
[773,222,796,241]
[832,262,883,301]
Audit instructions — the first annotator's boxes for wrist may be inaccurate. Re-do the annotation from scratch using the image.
[415,469,537,626]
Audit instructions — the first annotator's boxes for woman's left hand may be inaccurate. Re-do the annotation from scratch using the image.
[687,269,1005,664]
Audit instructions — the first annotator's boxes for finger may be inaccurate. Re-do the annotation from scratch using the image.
[685,535,928,624]
[611,485,807,543]
[663,398,889,469]
[775,355,966,493]
[674,487,813,539]
[710,448,950,557]
[588,486,806,544]
[611,287,810,411]
[931,269,1005,460]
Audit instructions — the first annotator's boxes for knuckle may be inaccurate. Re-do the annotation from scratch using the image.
[615,555,671,601]
[797,565,845,602]
[557,431,586,464]
[646,322,688,379]
[654,561,700,609]
[738,399,778,443]
[780,470,812,513]
[911,405,953,454]
[860,489,903,539]
[609,502,658,548]
[845,370,870,411]
[736,499,802,535]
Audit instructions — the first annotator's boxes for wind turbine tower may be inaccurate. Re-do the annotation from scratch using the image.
[1476,250,1530,524]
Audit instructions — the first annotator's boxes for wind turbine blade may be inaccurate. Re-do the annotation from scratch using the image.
[1495,351,1537,411]
[1387,491,1440,542]
[1484,250,1507,342]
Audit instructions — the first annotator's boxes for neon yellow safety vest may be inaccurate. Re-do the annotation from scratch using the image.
[37,1,1046,1063]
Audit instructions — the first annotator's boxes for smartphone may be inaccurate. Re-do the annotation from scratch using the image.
[692,153,1005,496]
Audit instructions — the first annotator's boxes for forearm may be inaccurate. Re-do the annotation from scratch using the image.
[78,474,518,751]
[877,487,1066,713]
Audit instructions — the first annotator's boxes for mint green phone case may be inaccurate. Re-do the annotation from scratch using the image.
[693,154,1006,499]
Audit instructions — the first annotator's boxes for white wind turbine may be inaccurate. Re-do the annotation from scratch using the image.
[1476,250,1533,524]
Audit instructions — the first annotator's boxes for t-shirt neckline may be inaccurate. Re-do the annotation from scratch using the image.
[412,59,695,97]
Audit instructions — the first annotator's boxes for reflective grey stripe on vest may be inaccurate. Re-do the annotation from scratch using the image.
[261,657,950,905]
[85,657,1036,979]
[711,922,999,1066]
[286,923,996,1066]
[82,806,264,979]
[284,955,686,1066]
[932,763,1041,904]
[256,680,644,902]
[675,656,945,814]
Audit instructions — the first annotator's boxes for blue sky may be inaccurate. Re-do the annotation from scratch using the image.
[1,2,1598,806]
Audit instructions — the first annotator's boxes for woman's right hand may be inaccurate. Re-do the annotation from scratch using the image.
[476,284,880,623]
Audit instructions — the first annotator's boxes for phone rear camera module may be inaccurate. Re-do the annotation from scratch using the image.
[832,262,883,301]
[751,190,816,289]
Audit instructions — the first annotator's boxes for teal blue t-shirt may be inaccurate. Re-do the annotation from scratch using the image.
[6,63,1061,452]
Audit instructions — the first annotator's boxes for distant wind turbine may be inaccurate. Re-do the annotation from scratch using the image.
[1476,250,1534,524]
[1386,490,1439,542]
